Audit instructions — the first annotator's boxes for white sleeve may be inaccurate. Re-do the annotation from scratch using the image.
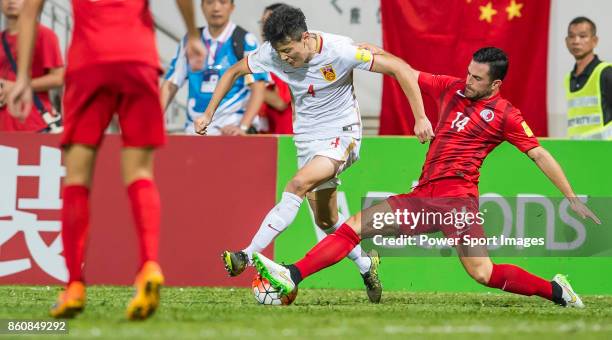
[336,40,375,71]
[246,42,275,74]
[165,38,189,87]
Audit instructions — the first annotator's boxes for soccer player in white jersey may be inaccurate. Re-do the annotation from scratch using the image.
[195,5,434,303]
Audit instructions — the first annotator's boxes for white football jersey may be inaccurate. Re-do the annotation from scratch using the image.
[247,32,374,141]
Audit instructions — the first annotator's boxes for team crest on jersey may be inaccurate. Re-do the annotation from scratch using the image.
[480,109,495,122]
[320,64,336,82]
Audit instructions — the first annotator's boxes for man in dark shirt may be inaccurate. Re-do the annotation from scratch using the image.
[565,16,612,139]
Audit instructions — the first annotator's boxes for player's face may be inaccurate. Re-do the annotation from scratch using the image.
[1,0,24,18]
[566,23,598,60]
[273,36,310,68]
[465,61,501,100]
[201,0,234,29]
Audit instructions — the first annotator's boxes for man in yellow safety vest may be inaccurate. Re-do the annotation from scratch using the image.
[565,16,611,140]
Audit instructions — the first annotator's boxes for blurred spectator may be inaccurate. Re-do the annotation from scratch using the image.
[565,16,611,140]
[160,0,267,136]
[257,3,293,134]
[0,0,64,132]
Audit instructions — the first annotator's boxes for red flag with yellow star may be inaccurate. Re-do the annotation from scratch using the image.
[379,0,550,136]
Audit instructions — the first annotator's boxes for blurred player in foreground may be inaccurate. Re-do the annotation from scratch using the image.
[8,0,205,320]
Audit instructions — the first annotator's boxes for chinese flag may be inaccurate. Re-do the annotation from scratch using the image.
[379,0,550,137]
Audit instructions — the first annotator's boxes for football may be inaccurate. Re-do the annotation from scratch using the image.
[252,274,298,305]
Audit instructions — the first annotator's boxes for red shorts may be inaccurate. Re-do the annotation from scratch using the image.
[61,63,165,148]
[387,177,485,239]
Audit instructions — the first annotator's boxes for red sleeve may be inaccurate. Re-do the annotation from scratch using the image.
[38,26,64,70]
[503,109,540,153]
[418,72,460,100]
[274,77,291,105]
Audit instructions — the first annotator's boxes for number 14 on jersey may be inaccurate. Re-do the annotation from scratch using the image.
[451,112,470,132]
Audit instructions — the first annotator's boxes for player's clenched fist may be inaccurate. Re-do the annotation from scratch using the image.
[186,36,207,72]
[414,117,435,144]
[194,114,212,135]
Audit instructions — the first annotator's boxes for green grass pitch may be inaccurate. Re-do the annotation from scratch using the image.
[1,285,612,339]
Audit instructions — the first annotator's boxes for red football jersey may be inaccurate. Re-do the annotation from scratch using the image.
[0,24,63,131]
[67,0,160,72]
[261,73,293,134]
[417,72,540,185]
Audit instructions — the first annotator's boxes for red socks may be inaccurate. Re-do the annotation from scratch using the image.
[487,263,553,300]
[295,224,360,279]
[61,185,90,283]
[127,179,161,267]
[60,179,159,283]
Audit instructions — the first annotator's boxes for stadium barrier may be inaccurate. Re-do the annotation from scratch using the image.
[0,134,277,287]
[1,133,611,294]
[275,136,612,294]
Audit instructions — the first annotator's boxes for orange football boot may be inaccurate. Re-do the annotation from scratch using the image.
[126,261,164,320]
[49,281,86,318]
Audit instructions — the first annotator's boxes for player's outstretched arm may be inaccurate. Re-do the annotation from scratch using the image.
[194,59,251,135]
[368,50,434,143]
[527,146,601,224]
[7,0,45,120]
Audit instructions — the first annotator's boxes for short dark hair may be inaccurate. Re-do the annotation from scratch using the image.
[263,5,307,47]
[265,3,286,12]
[472,47,509,81]
[569,16,597,36]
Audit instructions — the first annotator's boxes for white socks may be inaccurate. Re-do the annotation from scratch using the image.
[243,192,303,259]
[322,212,372,275]
[243,193,372,275]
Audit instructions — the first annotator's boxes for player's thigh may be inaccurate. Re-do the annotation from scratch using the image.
[307,188,339,229]
[359,199,399,239]
[121,147,155,185]
[384,187,441,237]
[286,155,342,194]
[63,144,98,187]
[115,63,166,148]
[62,68,118,148]
[292,137,359,193]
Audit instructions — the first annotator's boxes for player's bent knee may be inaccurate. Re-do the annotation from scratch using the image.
[314,217,337,231]
[64,175,92,187]
[345,215,362,236]
[466,263,492,285]
[470,271,490,285]
[286,177,310,195]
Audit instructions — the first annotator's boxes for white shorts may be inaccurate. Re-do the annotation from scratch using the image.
[296,136,361,191]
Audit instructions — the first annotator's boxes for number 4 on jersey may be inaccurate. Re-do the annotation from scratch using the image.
[307,84,315,97]
[451,112,470,132]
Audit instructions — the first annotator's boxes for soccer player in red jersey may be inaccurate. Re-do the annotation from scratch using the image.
[252,47,601,308]
[8,0,206,320]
